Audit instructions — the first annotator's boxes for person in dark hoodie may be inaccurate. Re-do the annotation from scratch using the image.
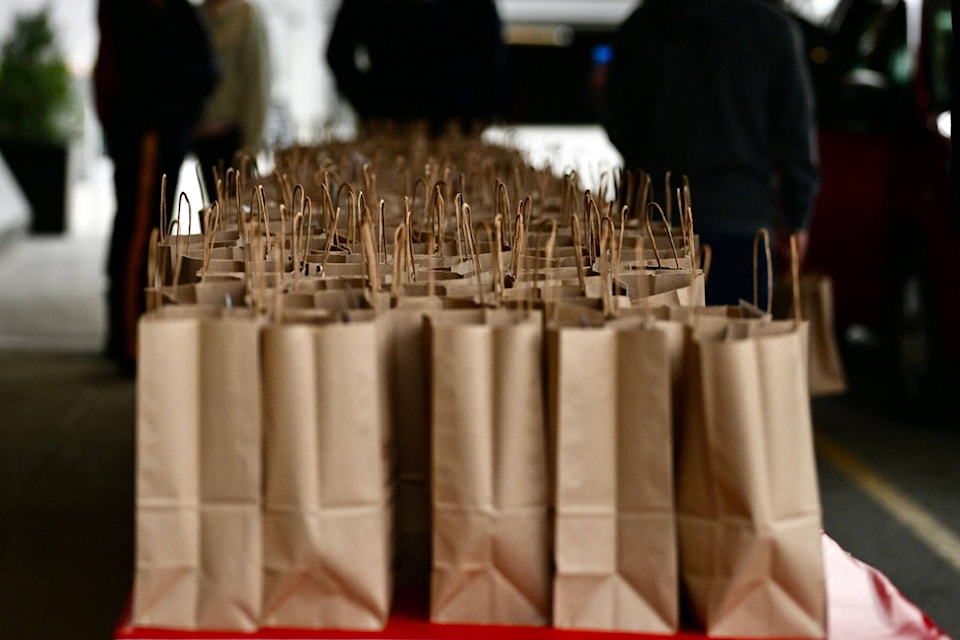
[95,0,219,372]
[326,0,505,137]
[601,0,818,307]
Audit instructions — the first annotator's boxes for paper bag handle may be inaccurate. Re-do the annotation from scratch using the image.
[159,174,168,242]
[570,213,588,295]
[647,202,681,268]
[753,228,773,314]
[617,205,628,273]
[493,214,506,306]
[791,233,803,324]
[304,196,314,270]
[321,206,341,272]
[334,180,355,242]
[474,219,498,306]
[360,214,381,295]
[257,185,269,247]
[406,200,417,283]
[170,193,192,293]
[378,199,387,264]
[585,193,599,268]
[147,227,161,311]
[511,203,528,279]
[234,168,246,243]
[391,223,407,298]
[599,217,618,319]
[292,211,305,284]
[537,217,559,306]
[455,193,465,263]
[643,203,663,268]
[433,184,445,258]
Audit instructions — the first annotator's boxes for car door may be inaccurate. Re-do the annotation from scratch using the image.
[802,0,916,330]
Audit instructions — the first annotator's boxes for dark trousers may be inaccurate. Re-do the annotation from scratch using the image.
[105,126,188,366]
[193,126,241,206]
[699,231,771,311]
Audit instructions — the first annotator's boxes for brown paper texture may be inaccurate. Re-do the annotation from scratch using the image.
[678,325,827,638]
[774,275,848,396]
[260,321,392,630]
[134,314,262,631]
[549,325,679,632]
[429,310,550,625]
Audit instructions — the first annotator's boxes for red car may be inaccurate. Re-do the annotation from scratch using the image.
[799,0,956,402]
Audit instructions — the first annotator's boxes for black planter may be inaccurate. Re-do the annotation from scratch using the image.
[0,137,67,234]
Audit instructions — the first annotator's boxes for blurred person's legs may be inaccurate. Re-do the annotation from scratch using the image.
[193,125,241,205]
[105,128,186,371]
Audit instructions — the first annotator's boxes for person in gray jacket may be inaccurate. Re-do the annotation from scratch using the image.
[193,0,271,204]
[602,0,819,306]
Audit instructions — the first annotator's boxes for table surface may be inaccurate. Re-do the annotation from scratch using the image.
[115,535,949,640]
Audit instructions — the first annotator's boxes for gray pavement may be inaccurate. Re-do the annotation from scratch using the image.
[813,340,960,639]
[0,231,958,639]
[0,351,134,640]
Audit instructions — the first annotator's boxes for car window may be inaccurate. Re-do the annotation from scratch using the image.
[852,2,910,84]
[926,1,952,112]
[798,0,913,131]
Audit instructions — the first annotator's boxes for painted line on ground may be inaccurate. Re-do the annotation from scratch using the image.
[815,432,960,576]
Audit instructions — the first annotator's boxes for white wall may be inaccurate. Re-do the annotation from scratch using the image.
[0,0,346,146]
[0,0,98,75]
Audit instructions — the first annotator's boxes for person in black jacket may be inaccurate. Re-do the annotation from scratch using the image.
[602,0,819,306]
[326,0,505,137]
[95,0,219,372]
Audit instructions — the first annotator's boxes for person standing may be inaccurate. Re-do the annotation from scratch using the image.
[326,0,506,137]
[601,0,819,306]
[193,0,271,204]
[95,0,219,372]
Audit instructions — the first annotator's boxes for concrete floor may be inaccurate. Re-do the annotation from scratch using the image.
[0,350,134,639]
[0,157,958,639]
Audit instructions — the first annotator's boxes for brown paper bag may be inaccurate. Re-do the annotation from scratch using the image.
[677,318,827,638]
[260,318,392,630]
[134,310,263,631]
[428,309,550,626]
[614,269,705,306]
[774,274,848,396]
[548,322,679,632]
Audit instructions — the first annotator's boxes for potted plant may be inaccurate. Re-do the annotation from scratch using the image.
[0,7,79,234]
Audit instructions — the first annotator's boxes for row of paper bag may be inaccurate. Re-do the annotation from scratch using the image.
[134,294,828,638]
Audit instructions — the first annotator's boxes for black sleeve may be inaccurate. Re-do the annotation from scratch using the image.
[770,17,820,231]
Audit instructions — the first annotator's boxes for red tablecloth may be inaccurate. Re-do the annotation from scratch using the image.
[115,535,949,640]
